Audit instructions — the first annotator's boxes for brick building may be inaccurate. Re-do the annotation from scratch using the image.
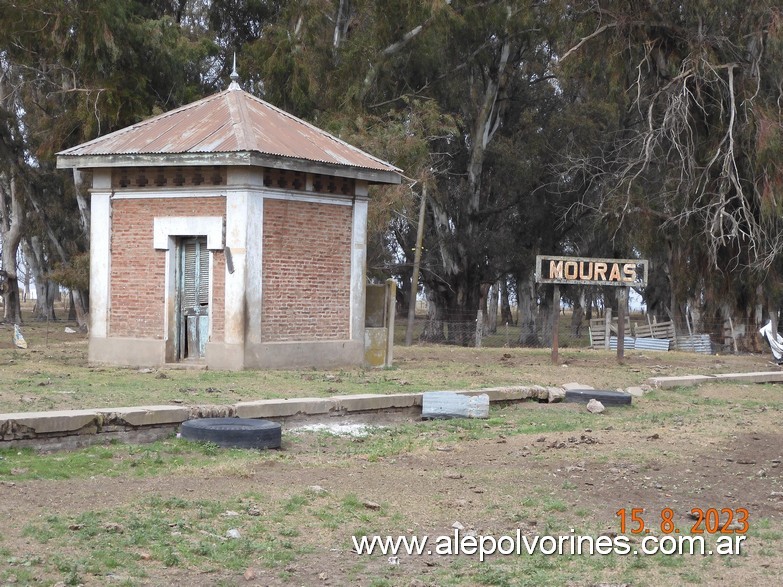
[56,74,401,370]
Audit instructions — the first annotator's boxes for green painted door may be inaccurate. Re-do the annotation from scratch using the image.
[177,237,209,360]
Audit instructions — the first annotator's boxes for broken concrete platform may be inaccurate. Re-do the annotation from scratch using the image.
[649,371,783,389]
[0,385,566,449]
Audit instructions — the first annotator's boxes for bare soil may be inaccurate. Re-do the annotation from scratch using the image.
[2,317,783,585]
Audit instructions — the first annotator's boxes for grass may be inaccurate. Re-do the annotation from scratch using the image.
[21,493,312,580]
[3,314,783,585]
[0,438,276,482]
[1,306,777,414]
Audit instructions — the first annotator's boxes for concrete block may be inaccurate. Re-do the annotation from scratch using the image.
[547,387,566,403]
[235,398,336,419]
[648,375,714,389]
[101,406,190,427]
[0,409,101,435]
[625,386,647,397]
[712,371,783,384]
[452,386,535,402]
[333,393,419,412]
[364,328,388,368]
[422,392,489,419]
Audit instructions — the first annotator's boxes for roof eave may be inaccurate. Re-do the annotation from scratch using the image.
[56,151,402,185]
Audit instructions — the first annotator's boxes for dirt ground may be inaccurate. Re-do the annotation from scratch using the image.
[2,318,783,585]
[2,373,783,585]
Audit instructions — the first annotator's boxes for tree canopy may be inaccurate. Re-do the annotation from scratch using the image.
[1,0,782,346]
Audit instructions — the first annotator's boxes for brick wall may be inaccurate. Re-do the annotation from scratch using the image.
[109,197,226,340]
[261,199,352,342]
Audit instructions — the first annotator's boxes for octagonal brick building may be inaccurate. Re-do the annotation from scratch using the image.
[56,80,402,370]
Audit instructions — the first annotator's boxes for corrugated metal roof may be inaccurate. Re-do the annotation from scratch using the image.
[57,87,401,176]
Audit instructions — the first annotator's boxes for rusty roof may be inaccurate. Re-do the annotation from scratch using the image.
[57,86,401,183]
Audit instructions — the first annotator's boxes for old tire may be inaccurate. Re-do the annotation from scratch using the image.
[180,418,282,449]
[564,389,632,406]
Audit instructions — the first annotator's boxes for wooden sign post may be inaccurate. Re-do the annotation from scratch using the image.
[552,284,560,364]
[535,256,648,364]
[616,286,628,363]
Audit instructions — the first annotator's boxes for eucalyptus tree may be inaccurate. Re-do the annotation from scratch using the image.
[0,0,214,326]
[559,1,783,339]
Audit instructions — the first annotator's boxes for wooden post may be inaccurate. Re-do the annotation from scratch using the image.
[604,307,612,350]
[385,278,397,368]
[617,287,627,363]
[728,316,739,353]
[552,284,560,364]
[405,185,427,346]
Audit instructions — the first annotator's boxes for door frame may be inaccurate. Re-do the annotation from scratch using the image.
[174,236,211,361]
[154,216,223,364]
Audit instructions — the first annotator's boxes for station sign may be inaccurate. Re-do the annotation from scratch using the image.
[535,256,648,287]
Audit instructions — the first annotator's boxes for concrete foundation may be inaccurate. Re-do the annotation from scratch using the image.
[88,337,166,367]
[0,385,566,449]
[244,340,364,369]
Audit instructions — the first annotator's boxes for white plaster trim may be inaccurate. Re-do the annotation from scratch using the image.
[224,191,249,348]
[90,191,112,338]
[260,188,355,206]
[106,186,366,206]
[350,199,369,341]
[109,189,227,199]
[208,250,214,339]
[153,217,224,250]
[245,193,264,345]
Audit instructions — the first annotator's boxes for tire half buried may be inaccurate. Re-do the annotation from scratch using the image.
[564,389,632,406]
[180,418,282,449]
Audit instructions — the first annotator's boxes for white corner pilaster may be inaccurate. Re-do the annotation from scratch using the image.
[224,190,249,347]
[90,189,112,338]
[350,196,369,342]
[245,193,264,344]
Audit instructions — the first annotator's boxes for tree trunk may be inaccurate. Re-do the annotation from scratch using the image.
[26,192,89,330]
[24,237,57,321]
[570,297,585,338]
[72,169,91,240]
[68,290,77,320]
[486,282,499,335]
[420,289,446,343]
[2,277,22,324]
[0,172,24,324]
[500,279,514,326]
[517,272,539,345]
[768,298,779,342]
[538,293,553,347]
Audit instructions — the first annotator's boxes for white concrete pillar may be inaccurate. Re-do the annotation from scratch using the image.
[245,192,264,345]
[89,171,112,338]
[350,182,369,342]
[224,190,248,348]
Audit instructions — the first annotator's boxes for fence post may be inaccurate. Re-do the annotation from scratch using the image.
[604,307,612,351]
[617,286,627,364]
[475,309,483,348]
[405,185,427,346]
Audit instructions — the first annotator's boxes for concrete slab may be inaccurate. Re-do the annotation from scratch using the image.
[453,386,542,402]
[712,371,783,384]
[648,375,714,389]
[0,409,101,435]
[101,405,190,427]
[332,393,420,412]
[235,397,336,419]
[547,387,566,403]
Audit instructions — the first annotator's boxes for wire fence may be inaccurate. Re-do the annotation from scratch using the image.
[396,310,770,356]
